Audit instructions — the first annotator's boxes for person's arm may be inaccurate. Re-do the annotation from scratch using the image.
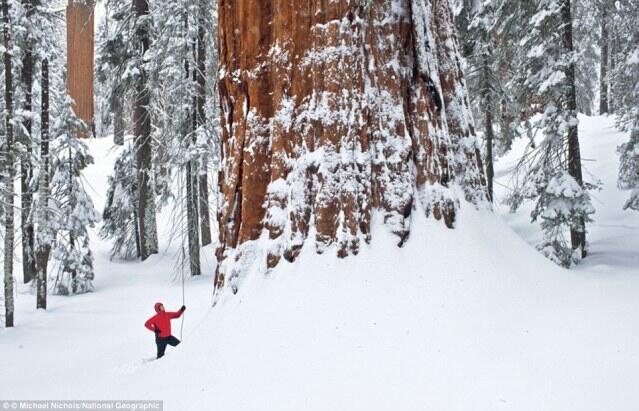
[168,306,186,319]
[144,316,159,333]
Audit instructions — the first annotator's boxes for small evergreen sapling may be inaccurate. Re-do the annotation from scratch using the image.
[48,97,99,295]
[528,167,595,267]
[100,144,140,260]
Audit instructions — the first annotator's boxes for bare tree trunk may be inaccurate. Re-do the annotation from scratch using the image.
[561,0,586,257]
[113,94,125,145]
[214,0,485,292]
[20,0,36,284]
[608,26,617,114]
[482,53,495,203]
[36,59,50,311]
[3,0,15,327]
[599,2,609,115]
[186,20,201,277]
[186,160,201,276]
[196,0,212,247]
[133,0,158,260]
[66,0,95,136]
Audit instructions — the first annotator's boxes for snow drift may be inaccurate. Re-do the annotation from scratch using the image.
[112,204,639,411]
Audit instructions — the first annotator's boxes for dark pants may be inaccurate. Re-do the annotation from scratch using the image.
[156,335,180,359]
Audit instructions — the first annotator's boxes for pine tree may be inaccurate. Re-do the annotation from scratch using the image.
[507,0,595,267]
[100,145,140,259]
[48,97,99,295]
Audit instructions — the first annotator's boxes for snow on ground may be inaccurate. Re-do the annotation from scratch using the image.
[1,116,638,410]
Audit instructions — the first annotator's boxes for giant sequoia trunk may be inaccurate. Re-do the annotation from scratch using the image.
[66,0,95,135]
[215,0,485,292]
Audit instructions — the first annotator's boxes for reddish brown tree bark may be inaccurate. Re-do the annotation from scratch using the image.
[66,0,95,136]
[215,0,485,293]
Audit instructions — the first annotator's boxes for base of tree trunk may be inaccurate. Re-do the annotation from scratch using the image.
[214,0,485,294]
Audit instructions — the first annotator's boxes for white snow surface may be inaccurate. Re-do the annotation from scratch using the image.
[1,116,638,410]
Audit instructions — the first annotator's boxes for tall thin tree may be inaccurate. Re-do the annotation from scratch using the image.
[196,0,211,246]
[186,9,201,276]
[36,58,50,310]
[20,0,36,284]
[2,0,15,327]
[562,0,587,257]
[133,0,158,260]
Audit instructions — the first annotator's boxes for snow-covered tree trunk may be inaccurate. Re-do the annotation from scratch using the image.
[2,0,15,327]
[562,0,587,258]
[214,0,485,293]
[20,0,36,284]
[36,58,50,310]
[133,0,158,260]
[66,0,95,135]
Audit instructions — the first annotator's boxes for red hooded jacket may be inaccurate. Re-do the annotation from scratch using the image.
[144,303,183,338]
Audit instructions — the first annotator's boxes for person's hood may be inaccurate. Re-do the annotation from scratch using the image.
[154,302,163,313]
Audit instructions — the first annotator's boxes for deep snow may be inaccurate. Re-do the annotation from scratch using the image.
[1,116,638,410]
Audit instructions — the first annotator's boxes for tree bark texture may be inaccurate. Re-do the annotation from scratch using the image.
[215,0,485,292]
[133,0,158,260]
[67,0,95,136]
[3,0,15,327]
[187,39,201,277]
[20,0,35,284]
[36,59,50,311]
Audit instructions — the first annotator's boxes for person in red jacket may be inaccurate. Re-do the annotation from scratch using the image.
[144,302,186,359]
